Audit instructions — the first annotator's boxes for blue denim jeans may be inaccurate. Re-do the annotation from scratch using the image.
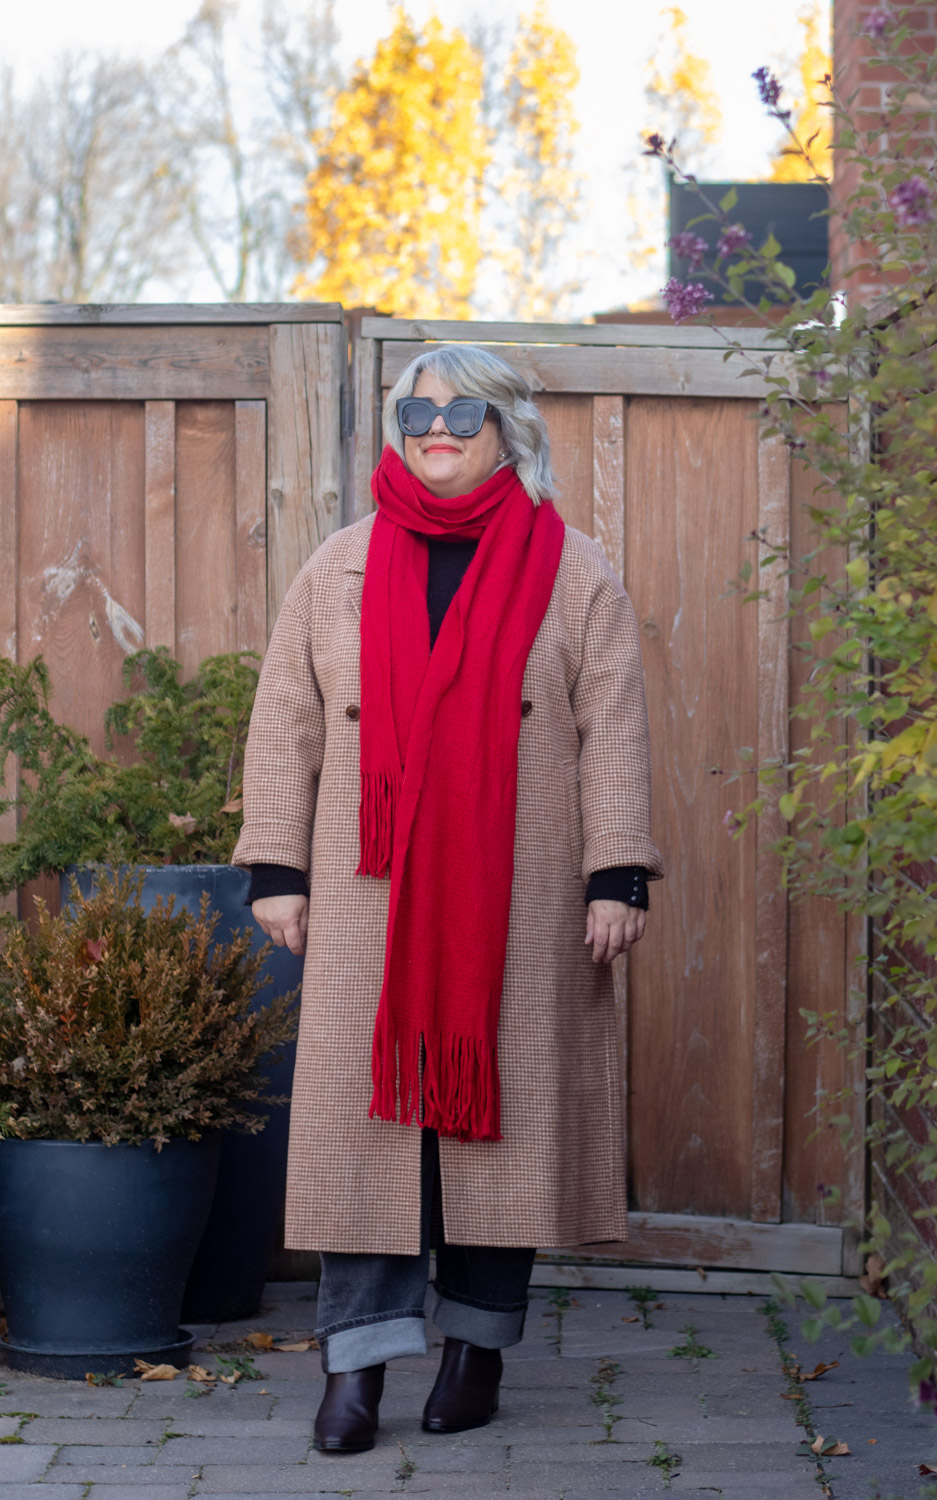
[315,1129,536,1373]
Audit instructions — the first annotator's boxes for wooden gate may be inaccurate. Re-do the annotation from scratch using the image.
[352,317,865,1292]
[0,304,346,914]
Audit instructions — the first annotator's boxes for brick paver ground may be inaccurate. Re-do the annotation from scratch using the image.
[0,1280,930,1498]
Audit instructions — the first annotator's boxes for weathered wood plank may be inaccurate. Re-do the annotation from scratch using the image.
[626,398,759,1220]
[266,323,344,631]
[534,394,592,533]
[530,1264,858,1297]
[144,402,176,651]
[750,433,791,1223]
[16,402,146,755]
[381,340,799,399]
[545,1211,843,1273]
[784,406,857,1238]
[0,327,269,400]
[363,317,784,350]
[234,402,267,659]
[0,303,342,327]
[175,404,237,677]
[592,395,625,581]
[351,334,380,522]
[0,401,18,917]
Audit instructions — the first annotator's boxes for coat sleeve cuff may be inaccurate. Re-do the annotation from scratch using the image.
[232,820,313,874]
[585,867,649,910]
[582,830,664,882]
[246,864,309,906]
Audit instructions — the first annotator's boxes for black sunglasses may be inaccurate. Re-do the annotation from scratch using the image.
[396,396,490,438]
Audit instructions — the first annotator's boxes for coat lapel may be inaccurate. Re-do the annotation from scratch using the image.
[343,511,375,617]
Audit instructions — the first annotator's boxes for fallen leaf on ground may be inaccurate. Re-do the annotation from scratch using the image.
[695,1267,707,1280]
[781,1392,800,1400]
[243,1332,274,1350]
[920,1462,937,1475]
[185,1365,217,1384]
[219,1371,241,1385]
[800,1360,839,1381]
[133,1361,177,1381]
[259,1388,269,1394]
[859,1251,888,1299]
[867,1438,877,1445]
[654,1301,666,1308]
[621,1316,640,1323]
[811,1435,850,1456]
[275,1338,318,1352]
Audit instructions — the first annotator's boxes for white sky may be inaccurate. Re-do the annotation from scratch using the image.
[2,0,822,316]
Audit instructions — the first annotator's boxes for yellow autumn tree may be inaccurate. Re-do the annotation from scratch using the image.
[644,6,722,171]
[769,1,833,181]
[496,3,582,320]
[622,6,723,300]
[294,9,487,316]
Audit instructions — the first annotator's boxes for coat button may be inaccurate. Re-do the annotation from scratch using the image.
[345,704,360,721]
[520,700,533,718]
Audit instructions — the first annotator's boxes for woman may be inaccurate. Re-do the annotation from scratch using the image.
[233,344,663,1454]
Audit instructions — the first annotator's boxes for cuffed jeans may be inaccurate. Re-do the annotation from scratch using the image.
[315,1128,536,1373]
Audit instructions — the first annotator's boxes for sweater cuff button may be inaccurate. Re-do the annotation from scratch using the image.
[345,705,361,721]
[520,700,533,717]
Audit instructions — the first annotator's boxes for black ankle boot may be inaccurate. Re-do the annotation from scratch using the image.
[313,1363,386,1453]
[422,1337,502,1433]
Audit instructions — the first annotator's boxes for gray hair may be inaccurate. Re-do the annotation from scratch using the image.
[383,344,556,504]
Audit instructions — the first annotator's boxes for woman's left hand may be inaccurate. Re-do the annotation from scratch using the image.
[585,900,646,964]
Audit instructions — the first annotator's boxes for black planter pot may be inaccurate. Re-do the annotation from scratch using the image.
[63,864,302,1324]
[0,1135,221,1379]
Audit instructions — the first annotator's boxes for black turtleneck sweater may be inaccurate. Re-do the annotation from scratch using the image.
[247,537,649,912]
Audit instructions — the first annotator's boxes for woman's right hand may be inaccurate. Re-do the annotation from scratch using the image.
[252,896,309,957]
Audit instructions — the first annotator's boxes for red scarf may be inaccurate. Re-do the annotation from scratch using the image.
[358,446,565,1142]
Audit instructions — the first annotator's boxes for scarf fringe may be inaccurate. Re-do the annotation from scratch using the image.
[356,770,400,878]
[369,1009,502,1144]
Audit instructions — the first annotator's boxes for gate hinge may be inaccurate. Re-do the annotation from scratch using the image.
[340,383,355,437]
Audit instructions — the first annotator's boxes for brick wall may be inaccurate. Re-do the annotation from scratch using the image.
[831,0,937,303]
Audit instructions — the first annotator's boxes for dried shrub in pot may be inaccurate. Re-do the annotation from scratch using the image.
[0,869,298,1148]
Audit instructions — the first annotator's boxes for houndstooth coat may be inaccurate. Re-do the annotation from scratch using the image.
[232,511,663,1255]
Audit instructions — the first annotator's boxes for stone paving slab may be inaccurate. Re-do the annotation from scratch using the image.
[196,1468,506,1494]
[20,1417,165,1446]
[156,1435,310,1465]
[166,1416,313,1437]
[50,1444,164,1469]
[0,1449,57,1483]
[74,1490,192,1500]
[0,1488,87,1500]
[133,1393,279,1419]
[41,1467,199,1485]
[0,1390,136,1418]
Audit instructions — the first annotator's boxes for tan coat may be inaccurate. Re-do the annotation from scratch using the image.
[233,512,663,1255]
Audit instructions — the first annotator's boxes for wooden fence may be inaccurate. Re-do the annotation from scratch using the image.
[0,306,866,1289]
